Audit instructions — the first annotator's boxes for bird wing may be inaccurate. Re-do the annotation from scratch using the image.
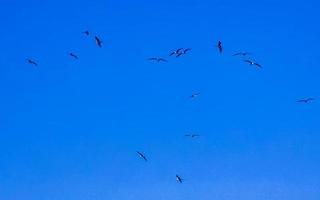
[254,63,262,68]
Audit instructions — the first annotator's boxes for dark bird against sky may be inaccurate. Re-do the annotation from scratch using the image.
[26,59,38,66]
[217,41,223,53]
[190,92,200,99]
[244,60,262,68]
[176,175,183,183]
[233,52,251,56]
[296,98,315,103]
[170,48,183,56]
[95,36,102,47]
[148,57,168,62]
[185,134,200,138]
[69,53,79,59]
[136,151,148,161]
[83,31,89,36]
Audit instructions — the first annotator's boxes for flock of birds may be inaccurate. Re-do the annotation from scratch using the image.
[24,30,316,184]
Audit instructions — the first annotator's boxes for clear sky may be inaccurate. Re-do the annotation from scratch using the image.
[0,0,320,199]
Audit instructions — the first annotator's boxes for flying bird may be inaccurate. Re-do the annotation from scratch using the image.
[148,57,168,62]
[233,52,251,56]
[95,36,102,47]
[83,31,89,36]
[176,175,183,183]
[185,134,200,138]
[170,48,183,56]
[136,151,148,161]
[296,98,315,103]
[217,41,223,53]
[69,53,79,59]
[26,59,38,66]
[190,92,200,99]
[176,48,192,57]
[244,60,262,68]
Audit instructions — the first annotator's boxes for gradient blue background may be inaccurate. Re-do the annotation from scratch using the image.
[0,0,320,199]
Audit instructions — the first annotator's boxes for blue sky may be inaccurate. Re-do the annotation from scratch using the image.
[0,0,320,199]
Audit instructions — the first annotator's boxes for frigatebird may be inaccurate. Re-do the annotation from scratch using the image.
[136,151,148,161]
[26,59,38,66]
[190,92,200,99]
[296,98,315,103]
[244,60,262,68]
[185,134,200,138]
[176,48,192,57]
[95,36,102,47]
[69,53,79,59]
[170,48,183,56]
[148,57,168,62]
[233,52,251,56]
[83,31,89,36]
[176,175,183,183]
[217,41,223,53]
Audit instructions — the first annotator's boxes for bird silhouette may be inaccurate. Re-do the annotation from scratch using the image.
[185,134,200,138]
[296,98,315,103]
[190,92,200,99]
[244,60,262,68]
[176,48,192,57]
[170,48,183,56]
[148,57,168,62]
[95,36,102,47]
[217,41,223,53]
[69,53,79,59]
[136,151,148,161]
[176,175,183,183]
[26,59,38,66]
[233,52,251,56]
[83,31,89,36]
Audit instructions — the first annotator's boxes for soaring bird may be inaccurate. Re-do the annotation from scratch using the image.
[83,31,89,36]
[244,60,262,68]
[176,175,183,183]
[26,59,38,66]
[136,151,148,161]
[148,57,168,62]
[176,48,192,57]
[190,92,200,99]
[217,41,223,53]
[170,48,183,56]
[95,36,102,47]
[233,52,251,56]
[69,53,79,59]
[185,134,200,138]
[296,98,315,103]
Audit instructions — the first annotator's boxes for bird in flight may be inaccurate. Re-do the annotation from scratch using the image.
[190,92,200,99]
[185,134,200,138]
[296,98,315,103]
[176,175,183,183]
[83,31,89,36]
[176,48,192,57]
[136,151,148,161]
[26,59,38,66]
[170,48,183,56]
[244,60,262,68]
[69,53,79,59]
[95,36,102,47]
[148,57,168,62]
[233,52,251,56]
[217,41,223,53]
